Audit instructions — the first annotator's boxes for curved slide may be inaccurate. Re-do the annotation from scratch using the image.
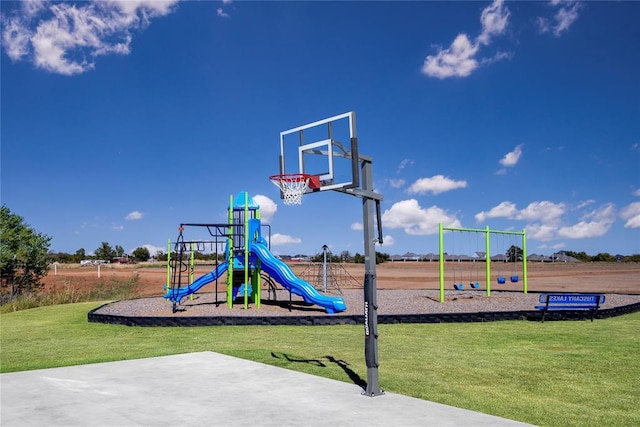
[164,261,229,303]
[251,242,347,314]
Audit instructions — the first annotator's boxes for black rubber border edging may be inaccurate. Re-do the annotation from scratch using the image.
[88,302,640,327]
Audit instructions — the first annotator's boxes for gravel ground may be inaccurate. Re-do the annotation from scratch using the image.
[93,289,640,318]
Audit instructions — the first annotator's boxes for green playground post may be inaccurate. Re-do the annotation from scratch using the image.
[438,223,445,302]
[190,242,195,284]
[189,242,195,301]
[485,225,491,297]
[522,228,528,294]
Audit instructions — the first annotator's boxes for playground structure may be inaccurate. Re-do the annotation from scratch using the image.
[298,245,361,295]
[163,191,347,314]
[438,224,528,303]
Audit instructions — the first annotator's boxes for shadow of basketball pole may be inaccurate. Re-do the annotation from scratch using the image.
[270,352,367,391]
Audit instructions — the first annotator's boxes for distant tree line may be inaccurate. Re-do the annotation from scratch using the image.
[47,242,154,264]
[47,245,228,265]
[311,250,391,264]
[556,250,640,263]
[503,247,640,263]
[154,250,225,262]
[47,245,640,265]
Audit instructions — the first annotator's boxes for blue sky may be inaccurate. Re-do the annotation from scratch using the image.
[1,0,639,258]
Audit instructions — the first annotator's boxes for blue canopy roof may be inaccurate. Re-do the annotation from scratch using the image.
[230,191,259,210]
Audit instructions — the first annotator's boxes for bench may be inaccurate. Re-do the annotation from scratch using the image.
[535,293,605,322]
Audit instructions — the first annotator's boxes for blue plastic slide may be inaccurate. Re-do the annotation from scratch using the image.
[164,261,229,303]
[251,242,347,314]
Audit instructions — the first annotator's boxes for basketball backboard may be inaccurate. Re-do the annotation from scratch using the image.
[278,111,359,193]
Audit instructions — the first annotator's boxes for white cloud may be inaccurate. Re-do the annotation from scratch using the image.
[475,200,565,224]
[112,223,124,231]
[480,50,514,66]
[139,244,165,257]
[377,235,394,247]
[350,222,363,231]
[22,0,47,17]
[253,194,277,223]
[537,1,581,37]
[407,175,467,195]
[478,0,510,45]
[475,201,518,223]
[397,158,414,172]
[553,3,580,35]
[382,199,461,235]
[475,201,621,244]
[271,233,301,246]
[217,0,233,17]
[1,0,179,75]
[620,202,640,228]
[388,178,405,189]
[576,199,595,209]
[422,0,510,79]
[1,15,32,60]
[557,203,616,239]
[633,188,640,197]
[525,223,557,242]
[536,17,550,34]
[516,201,565,224]
[422,34,479,79]
[125,211,144,220]
[499,144,524,167]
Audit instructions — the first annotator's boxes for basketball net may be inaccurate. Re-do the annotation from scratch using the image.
[269,174,311,205]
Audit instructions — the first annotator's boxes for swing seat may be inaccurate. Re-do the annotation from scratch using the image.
[510,275,519,283]
[453,283,464,290]
[497,277,506,284]
[470,281,480,289]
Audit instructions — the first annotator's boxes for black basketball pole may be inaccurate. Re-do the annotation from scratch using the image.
[360,156,383,397]
[280,110,384,396]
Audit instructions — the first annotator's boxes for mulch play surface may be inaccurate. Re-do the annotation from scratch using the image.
[45,262,640,319]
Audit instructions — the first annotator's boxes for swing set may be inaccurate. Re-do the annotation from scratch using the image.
[449,231,482,291]
[438,223,527,303]
[494,232,522,285]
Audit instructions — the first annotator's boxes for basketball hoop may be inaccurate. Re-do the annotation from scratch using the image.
[269,173,318,205]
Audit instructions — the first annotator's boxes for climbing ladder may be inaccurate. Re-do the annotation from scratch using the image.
[298,246,361,295]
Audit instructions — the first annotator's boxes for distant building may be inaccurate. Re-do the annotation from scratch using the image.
[551,253,581,263]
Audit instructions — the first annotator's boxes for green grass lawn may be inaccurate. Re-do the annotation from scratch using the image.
[1,302,639,427]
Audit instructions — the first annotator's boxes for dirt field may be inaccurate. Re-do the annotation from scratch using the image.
[44,261,640,297]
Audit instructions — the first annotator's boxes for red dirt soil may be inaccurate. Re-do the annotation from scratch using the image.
[43,261,640,297]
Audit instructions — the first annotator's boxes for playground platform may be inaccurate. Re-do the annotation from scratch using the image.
[1,351,533,426]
